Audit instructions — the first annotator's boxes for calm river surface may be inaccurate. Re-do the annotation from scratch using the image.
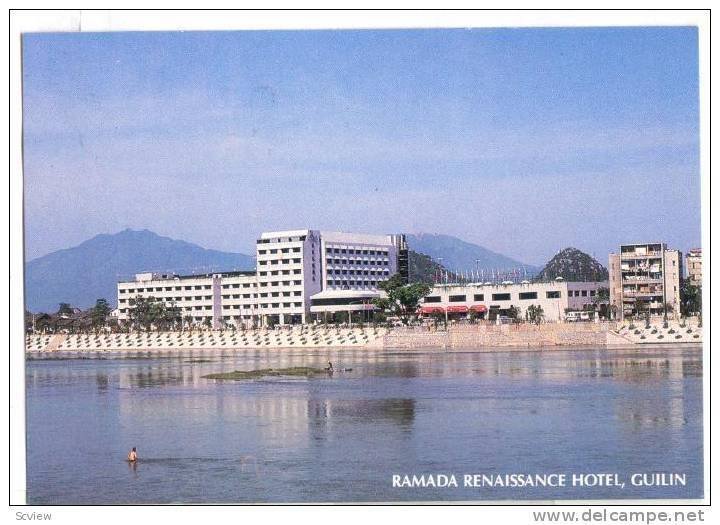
[26,346,703,503]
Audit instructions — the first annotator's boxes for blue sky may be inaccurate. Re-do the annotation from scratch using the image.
[22,27,700,265]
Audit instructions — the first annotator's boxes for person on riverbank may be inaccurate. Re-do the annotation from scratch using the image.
[127,447,137,462]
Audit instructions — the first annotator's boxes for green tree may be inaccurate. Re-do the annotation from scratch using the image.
[506,305,521,321]
[128,296,169,331]
[373,274,432,325]
[526,304,545,325]
[680,281,701,317]
[90,298,112,329]
[592,287,610,318]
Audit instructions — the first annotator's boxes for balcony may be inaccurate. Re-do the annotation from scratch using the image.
[620,252,662,260]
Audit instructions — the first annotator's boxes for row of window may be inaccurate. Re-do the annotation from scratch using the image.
[326,258,389,266]
[257,247,302,255]
[328,280,384,287]
[258,303,303,309]
[120,284,212,293]
[258,258,302,266]
[258,235,306,244]
[426,291,563,303]
[259,291,302,298]
[118,305,211,313]
[327,269,389,276]
[258,280,302,287]
[569,290,596,297]
[121,295,213,304]
[259,269,302,276]
[326,247,389,256]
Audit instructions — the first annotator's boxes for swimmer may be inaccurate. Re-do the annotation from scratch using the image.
[127,447,138,462]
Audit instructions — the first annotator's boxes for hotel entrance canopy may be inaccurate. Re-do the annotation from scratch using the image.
[309,289,383,313]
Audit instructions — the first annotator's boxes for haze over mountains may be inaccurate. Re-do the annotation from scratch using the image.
[406,234,538,275]
[24,229,540,312]
[24,229,255,312]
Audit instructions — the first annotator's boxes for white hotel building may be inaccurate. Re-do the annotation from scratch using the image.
[117,229,409,328]
[418,280,607,322]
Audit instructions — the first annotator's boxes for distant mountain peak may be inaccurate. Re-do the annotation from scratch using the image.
[25,229,254,312]
[537,247,608,282]
[405,232,536,273]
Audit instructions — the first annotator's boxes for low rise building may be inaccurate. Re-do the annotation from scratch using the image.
[418,280,607,322]
[117,271,257,329]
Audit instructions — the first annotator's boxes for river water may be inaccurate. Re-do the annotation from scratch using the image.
[25,346,703,503]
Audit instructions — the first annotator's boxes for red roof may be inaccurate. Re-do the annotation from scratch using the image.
[446,305,468,313]
[418,306,445,315]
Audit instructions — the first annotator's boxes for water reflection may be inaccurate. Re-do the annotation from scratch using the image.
[26,346,703,503]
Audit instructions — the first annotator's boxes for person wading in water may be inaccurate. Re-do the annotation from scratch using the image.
[127,447,138,462]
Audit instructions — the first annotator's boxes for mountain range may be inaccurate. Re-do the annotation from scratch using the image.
[24,229,255,313]
[405,233,538,274]
[24,229,540,313]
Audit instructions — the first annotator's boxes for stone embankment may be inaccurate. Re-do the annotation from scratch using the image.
[384,322,614,349]
[25,326,388,353]
[610,320,702,345]
[25,321,703,354]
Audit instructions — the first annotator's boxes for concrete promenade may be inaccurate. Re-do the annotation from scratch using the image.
[25,320,702,354]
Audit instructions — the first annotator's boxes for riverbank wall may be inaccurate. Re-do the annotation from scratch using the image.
[25,320,703,354]
[384,322,613,349]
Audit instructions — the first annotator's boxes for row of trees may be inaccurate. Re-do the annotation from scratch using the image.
[27,299,113,333]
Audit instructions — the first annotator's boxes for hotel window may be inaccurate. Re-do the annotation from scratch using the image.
[449,295,466,302]
[492,293,511,301]
[258,250,266,254]
[519,292,538,300]
[546,291,561,299]
[581,290,588,297]
[293,258,301,263]
[473,294,484,301]
[425,296,441,303]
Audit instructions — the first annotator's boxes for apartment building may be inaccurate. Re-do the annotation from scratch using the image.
[418,280,607,322]
[117,229,408,327]
[608,243,682,320]
[686,248,702,286]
